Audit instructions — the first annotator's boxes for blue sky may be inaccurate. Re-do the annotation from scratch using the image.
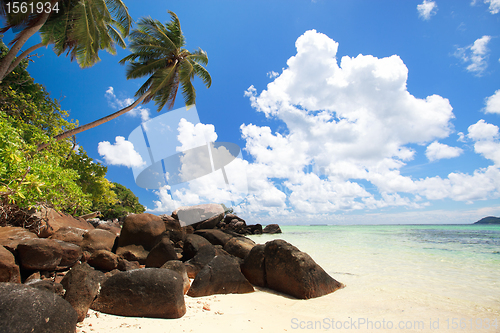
[4,0,500,224]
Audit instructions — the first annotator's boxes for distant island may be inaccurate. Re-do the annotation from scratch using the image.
[473,216,500,225]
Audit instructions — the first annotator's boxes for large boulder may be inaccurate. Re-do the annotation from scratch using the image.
[17,238,63,271]
[87,250,119,271]
[0,283,78,333]
[173,204,224,229]
[145,236,178,268]
[49,227,86,246]
[91,268,186,318]
[187,255,254,297]
[81,229,117,253]
[223,236,255,259]
[29,206,94,238]
[194,229,233,246]
[240,244,266,287]
[61,262,105,322]
[184,245,216,278]
[0,226,38,252]
[0,245,21,283]
[262,224,282,234]
[53,240,83,268]
[182,234,212,261]
[264,240,343,299]
[161,260,190,294]
[117,213,165,251]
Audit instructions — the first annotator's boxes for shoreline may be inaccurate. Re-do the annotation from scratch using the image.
[77,281,499,333]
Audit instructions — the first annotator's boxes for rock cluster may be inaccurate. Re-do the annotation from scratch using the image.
[0,204,342,332]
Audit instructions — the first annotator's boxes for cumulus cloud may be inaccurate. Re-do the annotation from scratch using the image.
[417,0,438,20]
[484,89,500,114]
[454,36,492,76]
[97,136,146,167]
[176,118,217,152]
[426,141,463,161]
[238,30,500,219]
[468,120,500,165]
[105,87,150,122]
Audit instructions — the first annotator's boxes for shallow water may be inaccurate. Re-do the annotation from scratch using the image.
[249,225,500,319]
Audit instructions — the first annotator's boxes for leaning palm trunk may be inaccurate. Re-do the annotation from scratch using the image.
[37,90,151,151]
[0,0,58,82]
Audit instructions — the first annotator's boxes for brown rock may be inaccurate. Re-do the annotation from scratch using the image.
[30,206,94,238]
[263,224,282,234]
[0,283,78,333]
[117,213,165,251]
[182,234,212,261]
[223,237,255,259]
[161,260,190,294]
[25,279,65,297]
[17,238,63,271]
[117,258,141,271]
[0,246,20,283]
[184,245,216,279]
[92,268,186,318]
[88,250,119,271]
[81,229,117,253]
[49,227,86,246]
[194,229,233,246]
[187,255,254,297]
[61,262,105,322]
[96,221,121,236]
[145,236,178,268]
[53,240,82,268]
[240,244,266,287]
[264,240,343,299]
[116,244,149,264]
[0,226,38,252]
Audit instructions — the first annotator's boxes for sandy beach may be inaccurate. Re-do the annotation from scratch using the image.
[77,277,499,333]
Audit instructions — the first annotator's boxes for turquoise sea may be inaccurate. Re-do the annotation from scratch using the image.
[249,224,500,323]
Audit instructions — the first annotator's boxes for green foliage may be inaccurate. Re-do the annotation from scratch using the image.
[0,38,118,215]
[96,182,145,220]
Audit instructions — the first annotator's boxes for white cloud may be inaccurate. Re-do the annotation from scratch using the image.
[267,71,279,78]
[455,36,492,76]
[417,0,438,20]
[238,30,500,219]
[426,141,463,161]
[97,136,146,167]
[484,0,500,14]
[468,120,500,165]
[105,86,150,122]
[176,118,217,151]
[468,119,499,141]
[484,89,500,114]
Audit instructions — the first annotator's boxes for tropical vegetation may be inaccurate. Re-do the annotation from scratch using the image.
[0,40,143,219]
[44,10,211,148]
[0,0,132,81]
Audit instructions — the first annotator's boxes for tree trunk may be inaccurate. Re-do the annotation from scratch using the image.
[5,43,45,76]
[37,90,151,151]
[0,0,58,82]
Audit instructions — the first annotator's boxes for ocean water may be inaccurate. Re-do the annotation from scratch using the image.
[248,224,500,319]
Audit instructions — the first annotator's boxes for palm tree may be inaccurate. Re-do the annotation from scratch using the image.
[0,0,132,81]
[38,11,211,150]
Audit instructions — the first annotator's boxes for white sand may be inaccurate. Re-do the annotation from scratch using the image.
[77,281,499,333]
